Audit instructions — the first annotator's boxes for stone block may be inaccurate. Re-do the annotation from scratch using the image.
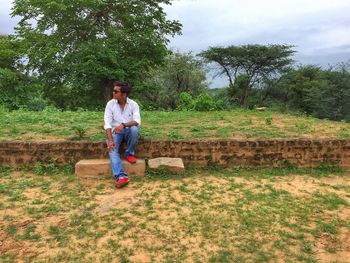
[75,159,145,178]
[75,159,110,178]
[124,159,146,177]
[148,157,185,174]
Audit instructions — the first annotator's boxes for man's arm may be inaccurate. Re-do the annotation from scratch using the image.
[131,102,141,126]
[105,128,115,152]
[104,102,116,152]
[112,121,138,134]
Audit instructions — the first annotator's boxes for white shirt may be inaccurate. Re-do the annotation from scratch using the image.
[104,98,141,130]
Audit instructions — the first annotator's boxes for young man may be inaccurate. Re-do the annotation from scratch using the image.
[104,81,141,188]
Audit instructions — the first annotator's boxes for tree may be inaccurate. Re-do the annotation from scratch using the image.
[0,34,44,110]
[199,44,295,107]
[318,63,350,121]
[12,0,182,109]
[263,63,350,121]
[265,65,326,113]
[0,34,20,70]
[143,51,208,109]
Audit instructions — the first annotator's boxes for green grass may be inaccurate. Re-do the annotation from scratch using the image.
[1,108,349,141]
[0,165,349,262]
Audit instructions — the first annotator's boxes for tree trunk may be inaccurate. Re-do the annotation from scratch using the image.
[101,79,113,102]
[242,87,250,108]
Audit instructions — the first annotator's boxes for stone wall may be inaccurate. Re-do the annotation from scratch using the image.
[0,139,349,169]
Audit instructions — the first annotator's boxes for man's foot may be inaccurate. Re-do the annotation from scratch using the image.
[115,177,129,188]
[126,155,137,163]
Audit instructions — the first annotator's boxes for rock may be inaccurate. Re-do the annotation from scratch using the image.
[123,159,146,177]
[148,157,185,174]
[75,159,145,178]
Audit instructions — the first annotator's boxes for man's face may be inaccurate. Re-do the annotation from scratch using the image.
[113,86,123,100]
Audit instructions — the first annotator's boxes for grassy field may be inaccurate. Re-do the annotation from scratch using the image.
[0,108,349,141]
[1,165,350,262]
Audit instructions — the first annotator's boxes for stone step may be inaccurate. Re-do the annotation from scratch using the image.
[75,159,145,178]
[148,157,185,174]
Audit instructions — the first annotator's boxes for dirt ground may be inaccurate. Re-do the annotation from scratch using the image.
[1,168,350,262]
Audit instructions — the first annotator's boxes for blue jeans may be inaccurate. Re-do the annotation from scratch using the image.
[106,126,139,179]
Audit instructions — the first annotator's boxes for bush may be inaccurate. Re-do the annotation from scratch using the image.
[0,67,47,110]
[43,105,61,113]
[177,92,194,111]
[25,96,48,111]
[71,124,88,139]
[193,93,215,111]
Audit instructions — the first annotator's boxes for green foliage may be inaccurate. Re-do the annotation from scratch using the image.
[200,44,295,107]
[338,127,350,139]
[144,51,208,109]
[177,92,195,111]
[0,34,22,70]
[208,87,234,109]
[265,63,350,121]
[229,74,250,105]
[177,92,219,111]
[11,0,182,109]
[0,35,45,110]
[316,63,350,121]
[34,159,60,176]
[167,129,183,140]
[279,65,326,113]
[6,225,18,237]
[193,93,215,111]
[25,96,48,111]
[265,116,273,125]
[1,108,349,141]
[21,223,41,241]
[71,124,88,140]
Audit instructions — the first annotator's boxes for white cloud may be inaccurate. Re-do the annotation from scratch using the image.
[166,0,350,50]
[164,0,350,86]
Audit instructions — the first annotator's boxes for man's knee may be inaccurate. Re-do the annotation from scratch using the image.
[129,126,139,136]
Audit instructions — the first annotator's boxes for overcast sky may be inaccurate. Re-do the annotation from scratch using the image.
[1,0,350,88]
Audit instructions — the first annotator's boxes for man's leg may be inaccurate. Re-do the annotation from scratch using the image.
[107,132,128,180]
[124,126,139,159]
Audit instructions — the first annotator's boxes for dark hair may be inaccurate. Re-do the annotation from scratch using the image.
[113,81,132,95]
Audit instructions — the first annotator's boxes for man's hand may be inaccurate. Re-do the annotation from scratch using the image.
[113,124,124,134]
[107,141,116,152]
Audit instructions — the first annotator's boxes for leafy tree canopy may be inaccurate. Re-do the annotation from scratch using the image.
[142,51,208,109]
[199,44,295,107]
[0,34,44,110]
[0,34,22,70]
[12,0,182,108]
[263,63,350,121]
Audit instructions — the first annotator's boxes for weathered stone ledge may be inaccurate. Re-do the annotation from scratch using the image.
[0,139,349,169]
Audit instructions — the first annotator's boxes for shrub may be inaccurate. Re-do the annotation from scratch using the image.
[193,93,215,111]
[25,97,48,111]
[71,124,88,139]
[177,92,194,111]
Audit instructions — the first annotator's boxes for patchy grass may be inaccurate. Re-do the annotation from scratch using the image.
[1,166,350,262]
[1,108,349,141]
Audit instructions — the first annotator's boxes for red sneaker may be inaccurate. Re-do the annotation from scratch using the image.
[126,155,137,164]
[115,177,129,188]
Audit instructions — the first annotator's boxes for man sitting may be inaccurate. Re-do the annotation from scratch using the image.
[104,81,141,188]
